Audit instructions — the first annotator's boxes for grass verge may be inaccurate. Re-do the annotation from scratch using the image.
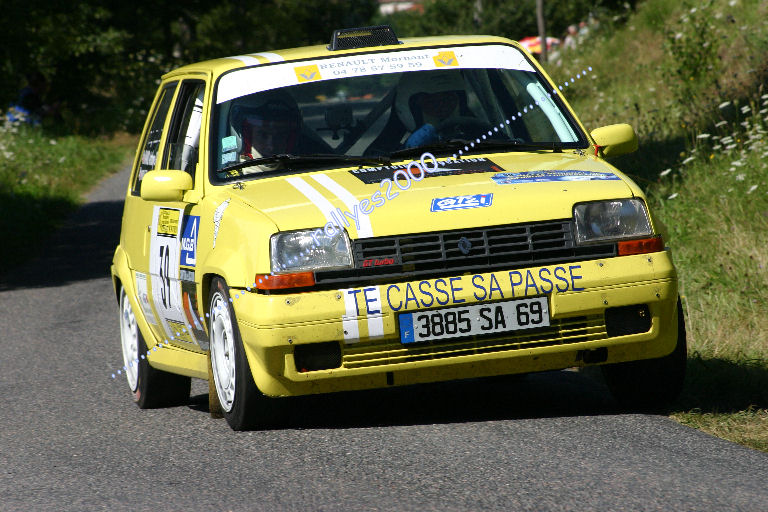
[551,0,768,451]
[0,119,136,273]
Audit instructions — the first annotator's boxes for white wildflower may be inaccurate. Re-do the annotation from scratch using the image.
[735,173,745,181]
[667,192,679,200]
[49,139,57,145]
[726,144,737,150]
[747,184,758,194]
[690,7,697,13]
[715,120,728,128]
[728,0,737,6]
[682,156,695,164]
[712,144,722,150]
[696,133,711,139]
[721,136,733,144]
[760,108,767,115]
[731,160,744,166]
[660,168,672,177]
[58,156,66,163]
[741,105,751,114]
[729,167,736,172]
[762,94,768,100]
[675,32,684,40]
[718,101,731,109]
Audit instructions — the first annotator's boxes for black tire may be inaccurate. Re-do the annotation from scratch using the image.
[119,286,191,409]
[208,277,283,430]
[601,297,687,411]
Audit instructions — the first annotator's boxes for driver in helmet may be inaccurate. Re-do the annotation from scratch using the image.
[394,70,472,149]
[240,102,297,158]
[229,93,301,173]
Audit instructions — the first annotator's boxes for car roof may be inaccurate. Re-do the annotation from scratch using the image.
[162,35,520,79]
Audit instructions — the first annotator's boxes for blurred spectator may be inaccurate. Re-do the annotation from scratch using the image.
[578,20,590,38]
[563,24,579,50]
[7,71,58,125]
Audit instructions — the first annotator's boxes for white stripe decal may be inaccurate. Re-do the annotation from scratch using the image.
[341,289,361,343]
[253,52,285,62]
[285,177,336,224]
[310,174,374,238]
[366,288,384,338]
[227,55,262,66]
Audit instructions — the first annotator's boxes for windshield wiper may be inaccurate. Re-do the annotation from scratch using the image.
[389,140,472,160]
[218,153,392,176]
[475,139,564,152]
[389,139,565,160]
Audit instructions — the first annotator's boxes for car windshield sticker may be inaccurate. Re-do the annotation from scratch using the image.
[431,193,493,212]
[221,135,237,152]
[180,215,199,267]
[213,199,230,248]
[491,170,621,184]
[349,158,502,184]
[149,206,204,349]
[221,151,237,165]
[217,44,535,104]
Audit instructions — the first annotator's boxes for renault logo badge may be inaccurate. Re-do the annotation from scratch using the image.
[458,237,472,255]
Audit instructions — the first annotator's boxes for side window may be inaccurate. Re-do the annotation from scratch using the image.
[164,81,206,176]
[133,82,177,194]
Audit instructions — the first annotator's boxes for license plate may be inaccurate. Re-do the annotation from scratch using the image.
[398,297,550,344]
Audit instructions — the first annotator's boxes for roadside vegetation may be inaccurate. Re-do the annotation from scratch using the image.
[553,0,768,452]
[0,119,134,272]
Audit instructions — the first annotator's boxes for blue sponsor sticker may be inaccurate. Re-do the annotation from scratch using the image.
[430,193,493,212]
[491,170,620,184]
[180,215,199,267]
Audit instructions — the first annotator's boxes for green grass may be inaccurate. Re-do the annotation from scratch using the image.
[551,0,768,451]
[0,120,135,272]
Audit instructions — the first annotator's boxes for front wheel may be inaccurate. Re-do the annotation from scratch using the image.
[208,277,283,430]
[119,286,190,408]
[601,298,687,411]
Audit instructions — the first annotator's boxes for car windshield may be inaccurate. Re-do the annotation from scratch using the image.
[211,44,586,180]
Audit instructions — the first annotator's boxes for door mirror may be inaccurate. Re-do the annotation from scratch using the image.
[591,123,638,158]
[140,170,193,201]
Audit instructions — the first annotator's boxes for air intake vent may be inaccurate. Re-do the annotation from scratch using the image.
[328,25,400,51]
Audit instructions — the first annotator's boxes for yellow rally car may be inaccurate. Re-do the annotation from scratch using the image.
[112,26,686,430]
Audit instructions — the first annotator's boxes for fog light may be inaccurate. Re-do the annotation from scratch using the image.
[294,342,342,372]
[605,304,651,337]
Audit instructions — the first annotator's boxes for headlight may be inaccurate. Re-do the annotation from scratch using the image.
[573,199,652,244]
[270,229,352,273]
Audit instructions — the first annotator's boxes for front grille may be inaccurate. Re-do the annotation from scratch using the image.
[314,220,615,287]
[342,314,606,369]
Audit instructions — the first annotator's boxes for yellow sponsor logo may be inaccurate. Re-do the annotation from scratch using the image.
[157,208,180,236]
[433,51,458,67]
[167,319,195,344]
[294,64,321,83]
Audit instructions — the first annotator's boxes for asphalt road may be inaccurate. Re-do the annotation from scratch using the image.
[1,167,767,511]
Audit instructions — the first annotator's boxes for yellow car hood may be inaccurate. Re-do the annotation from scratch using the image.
[225,152,635,240]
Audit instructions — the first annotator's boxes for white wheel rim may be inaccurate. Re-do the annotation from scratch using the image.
[119,289,139,391]
[210,291,236,412]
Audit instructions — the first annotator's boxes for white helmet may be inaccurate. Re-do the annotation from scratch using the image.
[394,70,467,131]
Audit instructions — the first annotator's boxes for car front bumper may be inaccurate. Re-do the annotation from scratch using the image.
[233,251,679,397]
